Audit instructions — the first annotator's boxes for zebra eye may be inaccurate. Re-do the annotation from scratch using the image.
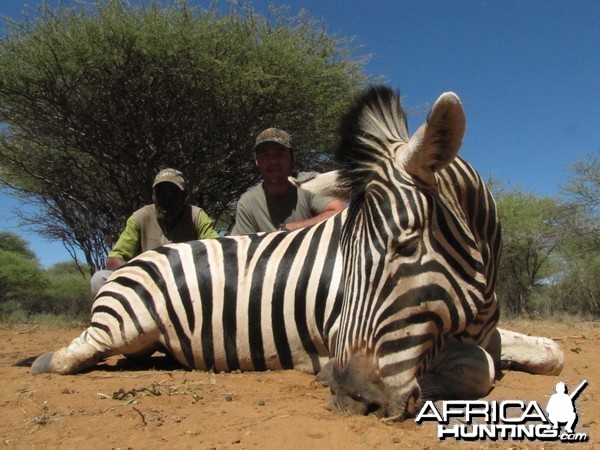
[393,235,420,259]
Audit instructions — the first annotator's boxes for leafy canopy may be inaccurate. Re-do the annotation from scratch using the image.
[0,0,368,271]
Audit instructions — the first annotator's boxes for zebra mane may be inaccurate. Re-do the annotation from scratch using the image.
[335,85,410,200]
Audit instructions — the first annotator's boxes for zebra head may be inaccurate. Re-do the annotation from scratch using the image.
[297,86,490,419]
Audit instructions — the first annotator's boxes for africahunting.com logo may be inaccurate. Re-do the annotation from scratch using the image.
[416,380,588,442]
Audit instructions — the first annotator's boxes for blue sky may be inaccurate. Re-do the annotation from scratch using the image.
[1,0,599,267]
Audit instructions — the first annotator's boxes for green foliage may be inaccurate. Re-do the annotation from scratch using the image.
[496,155,599,318]
[0,233,91,321]
[545,232,600,316]
[43,260,93,319]
[541,154,600,317]
[0,232,37,260]
[562,154,599,217]
[0,249,49,317]
[0,0,367,272]
[495,190,565,316]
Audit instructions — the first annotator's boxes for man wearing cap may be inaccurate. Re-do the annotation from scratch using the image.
[230,128,345,235]
[90,168,219,295]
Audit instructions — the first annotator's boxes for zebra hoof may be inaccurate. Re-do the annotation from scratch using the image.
[31,352,55,375]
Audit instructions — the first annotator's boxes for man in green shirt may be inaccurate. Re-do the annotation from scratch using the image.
[231,128,345,235]
[90,168,218,295]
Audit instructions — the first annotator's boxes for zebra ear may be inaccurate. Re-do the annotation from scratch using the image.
[400,92,466,186]
[288,171,350,200]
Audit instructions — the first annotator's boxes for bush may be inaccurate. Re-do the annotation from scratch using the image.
[43,262,93,319]
[0,250,49,318]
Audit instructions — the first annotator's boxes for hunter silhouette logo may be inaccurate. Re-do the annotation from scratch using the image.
[546,380,587,434]
[416,379,589,442]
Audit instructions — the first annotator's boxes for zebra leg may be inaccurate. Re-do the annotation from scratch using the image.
[497,328,564,375]
[31,329,111,375]
[420,338,496,400]
[31,314,164,375]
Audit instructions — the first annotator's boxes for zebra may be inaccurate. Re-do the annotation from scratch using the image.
[291,85,561,419]
[32,216,346,376]
[29,86,563,418]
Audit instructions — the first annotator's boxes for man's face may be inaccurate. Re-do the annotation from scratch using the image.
[153,183,185,222]
[254,142,294,184]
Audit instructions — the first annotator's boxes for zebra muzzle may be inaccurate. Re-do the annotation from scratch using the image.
[328,350,419,419]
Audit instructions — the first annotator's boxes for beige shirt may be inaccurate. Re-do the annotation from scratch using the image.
[231,174,336,235]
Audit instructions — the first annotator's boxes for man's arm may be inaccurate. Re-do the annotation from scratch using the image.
[195,209,220,239]
[106,215,141,269]
[284,199,346,231]
[106,256,127,271]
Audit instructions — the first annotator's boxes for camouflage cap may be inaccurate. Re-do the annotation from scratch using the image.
[152,168,185,191]
[253,128,291,152]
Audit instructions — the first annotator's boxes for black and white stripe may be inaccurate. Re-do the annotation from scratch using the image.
[30,86,562,422]
[72,214,346,375]
[315,86,501,418]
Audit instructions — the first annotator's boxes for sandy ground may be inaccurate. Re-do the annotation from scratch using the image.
[0,320,597,449]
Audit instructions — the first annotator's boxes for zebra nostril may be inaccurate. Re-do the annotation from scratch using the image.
[404,386,422,418]
[365,402,383,416]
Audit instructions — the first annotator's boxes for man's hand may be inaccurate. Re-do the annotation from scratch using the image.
[106,256,127,271]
